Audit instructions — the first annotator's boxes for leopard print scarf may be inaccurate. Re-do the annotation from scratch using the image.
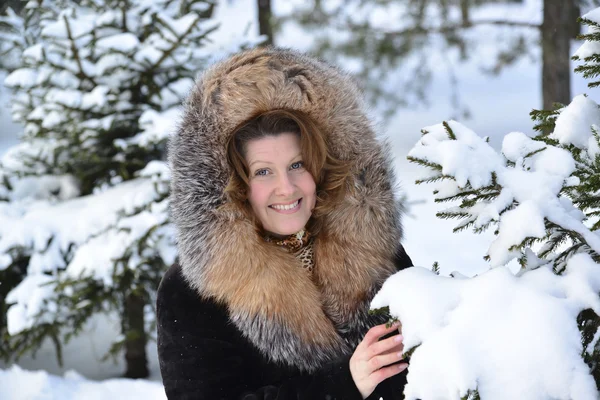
[265,229,314,273]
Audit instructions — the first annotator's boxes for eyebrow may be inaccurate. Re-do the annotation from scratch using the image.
[248,160,271,168]
[248,154,302,169]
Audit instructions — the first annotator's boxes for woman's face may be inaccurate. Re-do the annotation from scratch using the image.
[245,132,317,237]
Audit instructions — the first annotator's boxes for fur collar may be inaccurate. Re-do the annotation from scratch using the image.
[168,47,404,372]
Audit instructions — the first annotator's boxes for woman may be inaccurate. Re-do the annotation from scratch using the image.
[158,47,413,399]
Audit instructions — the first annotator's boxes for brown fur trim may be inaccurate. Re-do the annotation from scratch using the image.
[169,47,403,371]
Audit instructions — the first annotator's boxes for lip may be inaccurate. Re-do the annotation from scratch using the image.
[269,198,302,214]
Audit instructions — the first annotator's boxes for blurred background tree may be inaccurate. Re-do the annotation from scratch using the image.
[257,0,273,46]
[0,0,253,379]
[273,0,597,117]
[0,1,26,15]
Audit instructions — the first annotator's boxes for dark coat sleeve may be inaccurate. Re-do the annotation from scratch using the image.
[156,264,365,400]
[394,244,413,272]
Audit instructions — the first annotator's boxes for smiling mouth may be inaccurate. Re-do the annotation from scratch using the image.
[270,198,302,212]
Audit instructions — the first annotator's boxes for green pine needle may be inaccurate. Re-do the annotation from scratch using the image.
[443,121,457,140]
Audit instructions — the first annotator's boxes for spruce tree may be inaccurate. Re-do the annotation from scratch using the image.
[0,0,251,378]
[406,10,600,392]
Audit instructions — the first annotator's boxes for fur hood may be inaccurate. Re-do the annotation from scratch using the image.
[168,47,404,372]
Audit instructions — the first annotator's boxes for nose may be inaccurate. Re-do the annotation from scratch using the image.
[275,172,295,197]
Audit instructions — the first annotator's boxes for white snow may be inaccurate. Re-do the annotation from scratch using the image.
[1,176,170,332]
[381,20,600,397]
[96,33,140,52]
[5,274,57,335]
[411,122,504,189]
[552,95,600,148]
[372,254,600,400]
[0,365,166,400]
[408,117,600,267]
[574,9,600,61]
[4,68,38,88]
[574,38,600,61]
[584,7,600,24]
[22,43,44,62]
[116,108,182,149]
[9,174,80,202]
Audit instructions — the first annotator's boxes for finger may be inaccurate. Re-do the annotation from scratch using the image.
[368,349,405,371]
[380,342,404,358]
[369,334,404,357]
[361,322,401,348]
[371,362,409,386]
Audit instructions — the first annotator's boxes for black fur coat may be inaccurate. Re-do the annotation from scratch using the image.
[157,249,412,399]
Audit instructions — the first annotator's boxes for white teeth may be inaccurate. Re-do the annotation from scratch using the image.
[272,200,299,210]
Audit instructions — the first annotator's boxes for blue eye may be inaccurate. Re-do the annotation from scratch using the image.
[255,169,269,176]
[291,161,304,170]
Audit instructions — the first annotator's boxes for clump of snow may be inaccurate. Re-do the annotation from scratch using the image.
[574,9,600,60]
[0,365,166,400]
[96,33,140,52]
[119,108,182,149]
[138,160,171,181]
[5,274,56,335]
[552,95,600,149]
[9,175,80,202]
[371,254,600,400]
[410,122,504,189]
[408,116,600,267]
[583,7,600,24]
[4,68,38,88]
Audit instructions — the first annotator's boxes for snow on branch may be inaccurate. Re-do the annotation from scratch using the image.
[372,7,600,399]
[371,255,600,399]
[408,116,600,270]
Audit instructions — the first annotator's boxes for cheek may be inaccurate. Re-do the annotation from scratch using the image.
[247,182,267,210]
[302,176,317,207]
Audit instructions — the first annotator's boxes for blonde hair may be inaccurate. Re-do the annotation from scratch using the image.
[225,109,352,234]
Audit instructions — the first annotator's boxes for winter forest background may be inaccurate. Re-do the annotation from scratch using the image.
[0,0,600,398]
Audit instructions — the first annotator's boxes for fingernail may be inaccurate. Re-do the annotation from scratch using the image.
[393,321,401,327]
[394,335,404,342]
[398,363,408,371]
[397,352,403,359]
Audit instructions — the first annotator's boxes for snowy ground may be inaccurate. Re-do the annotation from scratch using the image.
[0,365,166,400]
[1,0,600,398]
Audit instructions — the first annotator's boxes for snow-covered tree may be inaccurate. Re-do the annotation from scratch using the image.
[0,0,257,378]
[371,7,600,398]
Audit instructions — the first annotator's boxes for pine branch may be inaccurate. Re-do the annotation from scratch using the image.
[407,155,443,171]
[523,146,547,159]
[443,121,457,140]
[368,306,399,328]
[62,14,97,87]
[452,220,477,234]
[434,191,475,203]
[461,389,481,400]
[414,175,454,185]
[436,210,470,219]
[369,306,390,317]
[473,219,497,234]
[329,18,539,41]
[149,15,216,72]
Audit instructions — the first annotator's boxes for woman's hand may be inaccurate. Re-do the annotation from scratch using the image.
[349,322,408,399]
